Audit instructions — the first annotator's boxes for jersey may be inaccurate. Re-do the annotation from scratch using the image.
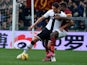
[43,9,67,32]
[61,8,72,31]
[64,8,72,16]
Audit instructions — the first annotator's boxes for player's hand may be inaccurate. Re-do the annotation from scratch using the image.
[28,25,34,30]
[69,20,74,26]
[54,15,60,19]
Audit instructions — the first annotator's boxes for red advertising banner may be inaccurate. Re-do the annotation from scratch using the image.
[27,0,61,10]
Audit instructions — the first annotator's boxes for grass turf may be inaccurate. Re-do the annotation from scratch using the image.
[0,49,87,65]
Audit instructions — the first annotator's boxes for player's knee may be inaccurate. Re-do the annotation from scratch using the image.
[31,39,38,45]
[32,36,39,44]
[50,31,58,39]
[48,40,55,47]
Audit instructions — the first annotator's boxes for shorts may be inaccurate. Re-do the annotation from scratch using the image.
[37,28,52,41]
[53,29,67,39]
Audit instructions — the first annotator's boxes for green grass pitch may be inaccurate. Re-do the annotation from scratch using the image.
[0,49,87,65]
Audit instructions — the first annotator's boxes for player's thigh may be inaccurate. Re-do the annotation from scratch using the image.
[53,29,67,39]
[37,28,51,40]
[50,31,58,39]
[32,36,40,42]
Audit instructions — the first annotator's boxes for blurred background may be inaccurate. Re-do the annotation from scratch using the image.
[0,0,87,31]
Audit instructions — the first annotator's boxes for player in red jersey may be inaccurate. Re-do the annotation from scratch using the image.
[42,2,74,62]
[60,2,73,31]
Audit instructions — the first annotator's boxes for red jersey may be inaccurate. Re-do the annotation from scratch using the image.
[61,8,72,31]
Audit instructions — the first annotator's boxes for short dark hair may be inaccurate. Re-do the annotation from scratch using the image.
[60,2,67,8]
[52,2,59,8]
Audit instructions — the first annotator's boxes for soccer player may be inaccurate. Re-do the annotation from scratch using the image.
[60,2,73,31]
[17,2,73,62]
[42,2,74,62]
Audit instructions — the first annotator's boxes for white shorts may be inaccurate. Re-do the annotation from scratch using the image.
[53,29,67,39]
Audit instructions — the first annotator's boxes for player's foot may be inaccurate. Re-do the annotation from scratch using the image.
[42,57,50,61]
[47,51,54,57]
[16,52,26,59]
[50,56,56,62]
[47,52,56,62]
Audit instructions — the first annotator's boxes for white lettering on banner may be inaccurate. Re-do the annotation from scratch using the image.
[0,31,87,51]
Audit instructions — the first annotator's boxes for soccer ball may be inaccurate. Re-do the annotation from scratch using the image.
[16,53,29,60]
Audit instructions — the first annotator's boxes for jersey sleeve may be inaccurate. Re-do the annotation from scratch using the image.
[60,11,67,17]
[43,10,51,18]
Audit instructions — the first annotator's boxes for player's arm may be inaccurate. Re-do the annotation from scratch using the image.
[60,22,70,29]
[29,16,45,30]
[54,11,72,20]
[54,14,74,25]
[29,10,51,30]
[54,15,71,20]
[60,20,74,31]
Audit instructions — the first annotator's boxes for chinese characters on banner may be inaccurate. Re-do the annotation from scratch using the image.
[0,33,8,48]
[0,31,87,51]
[55,35,84,50]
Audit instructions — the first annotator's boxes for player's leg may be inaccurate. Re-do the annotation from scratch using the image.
[23,36,40,53]
[47,28,67,62]
[22,28,50,54]
[16,35,40,59]
[37,28,53,61]
[42,39,51,61]
[42,39,49,55]
[48,31,58,53]
[46,22,72,62]
[46,31,58,62]
[17,28,52,60]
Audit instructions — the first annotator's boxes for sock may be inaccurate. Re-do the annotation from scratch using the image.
[50,37,56,54]
[23,49,28,53]
[23,41,35,53]
[45,47,49,56]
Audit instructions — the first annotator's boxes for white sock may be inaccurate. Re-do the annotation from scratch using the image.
[29,44,33,49]
[23,43,33,53]
[23,49,28,53]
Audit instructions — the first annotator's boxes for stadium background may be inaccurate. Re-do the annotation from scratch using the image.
[0,0,87,31]
[0,0,87,65]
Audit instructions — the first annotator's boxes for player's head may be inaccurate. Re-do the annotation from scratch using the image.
[52,2,60,13]
[60,2,67,11]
